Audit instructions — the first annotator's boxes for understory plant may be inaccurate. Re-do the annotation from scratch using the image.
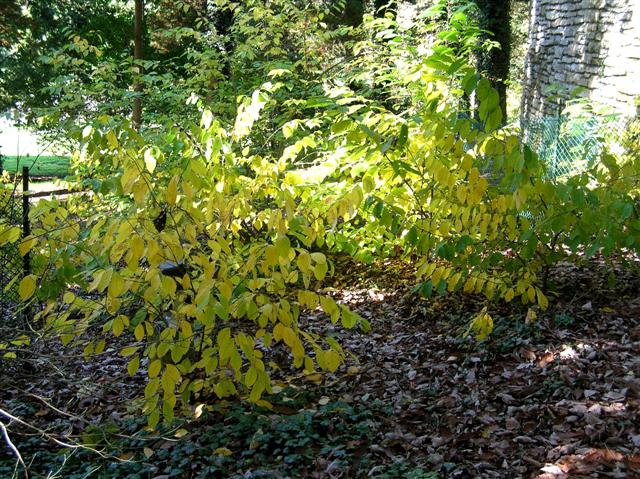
[1,0,639,427]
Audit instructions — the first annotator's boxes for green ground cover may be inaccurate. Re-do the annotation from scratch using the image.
[1,155,69,177]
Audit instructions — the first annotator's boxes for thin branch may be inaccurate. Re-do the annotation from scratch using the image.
[0,420,28,479]
[0,407,130,462]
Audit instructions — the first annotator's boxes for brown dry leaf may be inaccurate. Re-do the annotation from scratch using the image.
[537,352,555,368]
[582,448,623,462]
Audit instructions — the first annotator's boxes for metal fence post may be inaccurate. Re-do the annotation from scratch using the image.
[22,166,30,276]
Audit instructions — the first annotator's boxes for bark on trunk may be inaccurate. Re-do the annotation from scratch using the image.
[476,0,512,121]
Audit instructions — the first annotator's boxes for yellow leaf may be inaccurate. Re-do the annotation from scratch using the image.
[0,225,20,245]
[536,289,549,310]
[256,399,272,410]
[313,262,328,281]
[165,363,181,383]
[134,323,145,341]
[167,175,178,205]
[469,167,479,185]
[133,180,148,205]
[121,166,138,193]
[112,316,125,337]
[273,323,284,342]
[282,327,296,348]
[96,269,113,293]
[265,245,278,266]
[144,148,157,173]
[120,345,138,357]
[162,370,175,394]
[311,252,326,264]
[525,308,537,325]
[148,359,162,378]
[468,308,493,341]
[95,340,106,354]
[461,154,473,171]
[106,130,118,149]
[109,273,126,299]
[275,236,290,258]
[19,237,37,257]
[304,373,324,384]
[456,187,467,204]
[245,367,258,387]
[143,447,154,458]
[18,275,37,301]
[215,447,233,457]
[319,295,338,318]
[127,356,140,376]
[323,350,341,373]
[130,235,144,260]
[527,286,536,303]
[504,288,515,302]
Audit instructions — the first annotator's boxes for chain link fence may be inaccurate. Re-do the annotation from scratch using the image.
[520,114,640,180]
[1,166,30,330]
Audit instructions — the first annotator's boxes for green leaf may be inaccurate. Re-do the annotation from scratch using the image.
[420,279,433,298]
[405,226,418,246]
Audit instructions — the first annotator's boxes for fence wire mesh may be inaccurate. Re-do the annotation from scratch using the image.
[520,114,640,180]
[0,186,25,325]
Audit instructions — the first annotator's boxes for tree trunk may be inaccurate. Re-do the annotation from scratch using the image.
[132,0,144,129]
[215,4,234,79]
[475,0,512,120]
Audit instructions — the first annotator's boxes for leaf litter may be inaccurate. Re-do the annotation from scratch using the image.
[1,255,639,478]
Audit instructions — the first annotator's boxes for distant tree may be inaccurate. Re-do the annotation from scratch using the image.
[474,0,512,118]
[0,0,132,119]
[132,0,144,129]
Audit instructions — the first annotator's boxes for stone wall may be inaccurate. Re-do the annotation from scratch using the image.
[521,0,640,121]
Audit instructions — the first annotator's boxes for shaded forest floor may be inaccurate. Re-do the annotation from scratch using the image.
[2,256,640,479]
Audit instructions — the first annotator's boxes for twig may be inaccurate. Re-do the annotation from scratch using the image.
[0,407,130,462]
[0,420,28,479]
[21,392,90,426]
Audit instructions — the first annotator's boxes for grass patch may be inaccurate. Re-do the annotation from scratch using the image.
[1,155,69,178]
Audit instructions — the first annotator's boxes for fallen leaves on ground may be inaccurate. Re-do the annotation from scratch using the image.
[1,255,639,478]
